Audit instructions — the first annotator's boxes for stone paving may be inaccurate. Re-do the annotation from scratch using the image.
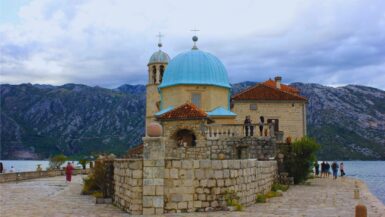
[0,175,384,217]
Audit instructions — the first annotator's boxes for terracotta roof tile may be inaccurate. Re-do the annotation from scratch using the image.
[158,103,208,120]
[263,79,300,95]
[232,83,307,101]
[126,144,143,158]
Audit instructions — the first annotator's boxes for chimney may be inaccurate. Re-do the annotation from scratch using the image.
[274,76,282,89]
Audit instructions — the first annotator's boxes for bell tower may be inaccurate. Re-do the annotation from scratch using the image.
[146,33,170,134]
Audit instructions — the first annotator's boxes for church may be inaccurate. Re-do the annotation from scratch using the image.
[114,35,308,215]
[142,34,307,159]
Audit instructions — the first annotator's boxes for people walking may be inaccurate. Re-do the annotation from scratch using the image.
[65,162,74,183]
[320,161,325,177]
[0,162,3,173]
[314,161,320,176]
[340,162,345,177]
[259,116,264,136]
[331,161,339,179]
[325,162,331,177]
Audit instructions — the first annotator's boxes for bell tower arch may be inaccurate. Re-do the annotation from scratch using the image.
[146,35,170,135]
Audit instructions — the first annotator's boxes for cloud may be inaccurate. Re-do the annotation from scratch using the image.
[0,0,385,89]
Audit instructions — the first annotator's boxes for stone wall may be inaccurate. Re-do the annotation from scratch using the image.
[113,159,143,215]
[164,159,277,213]
[0,169,88,183]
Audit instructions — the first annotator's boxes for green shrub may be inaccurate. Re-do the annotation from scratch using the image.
[284,136,320,184]
[271,183,289,192]
[92,191,103,198]
[265,191,281,198]
[235,203,244,211]
[49,154,68,169]
[224,190,243,211]
[256,194,266,203]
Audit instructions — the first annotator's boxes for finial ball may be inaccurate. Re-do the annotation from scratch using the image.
[192,36,198,42]
[158,43,162,48]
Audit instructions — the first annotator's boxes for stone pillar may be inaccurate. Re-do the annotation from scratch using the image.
[142,137,166,215]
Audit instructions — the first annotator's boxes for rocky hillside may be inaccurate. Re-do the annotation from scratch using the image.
[0,83,145,159]
[1,82,384,160]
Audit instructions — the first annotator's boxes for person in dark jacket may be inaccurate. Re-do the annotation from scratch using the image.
[244,116,253,136]
[314,161,320,176]
[331,161,339,179]
[259,116,264,136]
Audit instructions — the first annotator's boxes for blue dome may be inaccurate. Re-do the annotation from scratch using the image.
[148,50,170,64]
[159,49,231,89]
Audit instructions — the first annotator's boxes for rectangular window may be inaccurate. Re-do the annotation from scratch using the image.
[191,93,202,108]
[250,104,257,110]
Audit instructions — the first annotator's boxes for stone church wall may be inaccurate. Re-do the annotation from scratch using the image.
[113,159,143,215]
[164,159,277,213]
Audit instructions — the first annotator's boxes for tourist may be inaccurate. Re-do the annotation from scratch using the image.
[0,162,3,173]
[340,162,345,177]
[314,161,320,176]
[325,162,331,177]
[244,116,253,136]
[36,164,43,172]
[65,162,74,183]
[259,116,264,136]
[331,161,339,179]
[320,161,325,177]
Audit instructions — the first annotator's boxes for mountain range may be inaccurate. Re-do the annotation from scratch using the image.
[1,82,384,160]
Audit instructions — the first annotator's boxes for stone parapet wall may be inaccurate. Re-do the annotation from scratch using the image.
[0,169,88,183]
[113,159,143,215]
[164,159,277,213]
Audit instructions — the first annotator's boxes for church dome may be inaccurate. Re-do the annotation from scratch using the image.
[148,50,170,64]
[159,49,231,89]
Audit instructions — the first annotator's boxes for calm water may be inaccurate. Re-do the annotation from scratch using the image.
[0,160,82,172]
[1,160,384,204]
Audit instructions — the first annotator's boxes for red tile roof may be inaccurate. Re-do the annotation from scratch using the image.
[158,103,208,120]
[126,144,143,158]
[232,83,307,101]
[262,79,300,95]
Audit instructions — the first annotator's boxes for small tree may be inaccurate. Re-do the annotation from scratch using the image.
[284,136,320,184]
[49,154,68,169]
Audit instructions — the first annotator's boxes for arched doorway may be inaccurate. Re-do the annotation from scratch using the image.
[174,129,196,147]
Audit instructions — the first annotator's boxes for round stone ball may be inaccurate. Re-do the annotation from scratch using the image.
[147,122,163,137]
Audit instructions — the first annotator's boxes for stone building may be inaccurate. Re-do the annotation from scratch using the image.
[113,35,307,215]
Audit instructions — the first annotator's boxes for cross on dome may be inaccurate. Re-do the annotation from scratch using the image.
[156,32,164,49]
[191,28,199,49]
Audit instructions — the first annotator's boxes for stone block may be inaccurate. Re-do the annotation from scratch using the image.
[153,196,164,208]
[182,160,193,169]
[208,179,216,187]
[144,160,165,167]
[212,161,222,169]
[222,160,228,168]
[171,194,183,202]
[143,186,155,195]
[193,200,202,208]
[178,202,188,209]
[155,208,164,215]
[193,160,200,168]
[156,186,164,196]
[170,169,178,179]
[214,170,224,179]
[143,196,153,207]
[143,208,155,215]
[172,160,181,168]
[165,202,177,210]
[132,170,142,179]
[200,160,211,168]
[195,169,204,179]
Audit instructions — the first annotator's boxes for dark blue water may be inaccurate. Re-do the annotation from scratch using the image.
[1,160,384,204]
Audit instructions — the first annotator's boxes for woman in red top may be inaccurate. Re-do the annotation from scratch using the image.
[65,162,74,182]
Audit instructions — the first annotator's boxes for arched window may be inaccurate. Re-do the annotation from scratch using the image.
[152,65,157,84]
[174,129,196,147]
[159,65,165,83]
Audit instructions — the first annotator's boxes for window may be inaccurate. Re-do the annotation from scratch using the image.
[191,93,202,108]
[250,104,257,110]
[159,65,164,83]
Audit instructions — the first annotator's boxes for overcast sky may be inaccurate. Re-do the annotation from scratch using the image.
[1,0,385,89]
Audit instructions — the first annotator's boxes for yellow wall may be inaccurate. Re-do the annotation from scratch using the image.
[160,85,229,112]
[231,101,306,141]
[146,84,160,134]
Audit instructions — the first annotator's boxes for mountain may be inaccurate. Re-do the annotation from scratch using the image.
[0,83,145,159]
[1,82,384,160]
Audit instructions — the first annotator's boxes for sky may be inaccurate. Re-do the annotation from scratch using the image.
[0,0,385,89]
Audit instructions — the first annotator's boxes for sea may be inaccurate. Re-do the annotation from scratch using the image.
[1,160,384,204]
